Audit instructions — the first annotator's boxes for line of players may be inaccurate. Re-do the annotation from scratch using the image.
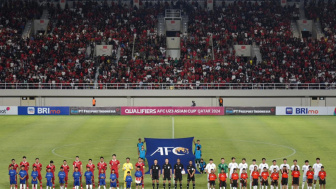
[8,154,146,189]
[201,157,326,189]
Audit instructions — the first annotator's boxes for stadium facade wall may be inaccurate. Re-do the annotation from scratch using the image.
[0,90,336,107]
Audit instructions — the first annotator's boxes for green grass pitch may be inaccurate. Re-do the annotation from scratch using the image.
[0,116,334,188]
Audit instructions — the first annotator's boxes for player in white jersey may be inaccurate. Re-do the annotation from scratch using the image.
[269,160,280,174]
[312,158,322,189]
[205,159,216,189]
[258,158,269,173]
[228,157,238,189]
[290,160,300,189]
[238,158,248,177]
[249,159,257,189]
[301,160,310,189]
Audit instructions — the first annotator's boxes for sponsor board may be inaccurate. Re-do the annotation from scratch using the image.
[18,107,69,115]
[0,106,18,115]
[276,107,335,115]
[225,107,275,115]
[121,107,224,115]
[70,107,121,115]
[145,137,199,174]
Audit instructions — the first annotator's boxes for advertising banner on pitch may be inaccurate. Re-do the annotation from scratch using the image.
[121,107,224,115]
[0,106,18,115]
[70,107,121,115]
[145,137,199,174]
[276,106,334,115]
[225,107,276,115]
[18,107,69,115]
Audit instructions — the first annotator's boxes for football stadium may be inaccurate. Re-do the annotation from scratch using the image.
[0,0,335,189]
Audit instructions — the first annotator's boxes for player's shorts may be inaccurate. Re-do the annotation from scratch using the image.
[152,174,159,180]
[31,179,38,184]
[163,175,171,180]
[252,179,259,186]
[293,177,299,185]
[47,180,53,187]
[314,175,319,180]
[100,179,106,186]
[38,174,42,181]
[110,182,117,188]
[174,174,182,181]
[302,176,307,182]
[86,180,92,185]
[261,179,269,186]
[126,183,131,188]
[308,179,313,184]
[232,180,238,187]
[195,159,200,164]
[219,181,226,187]
[319,179,326,185]
[209,181,215,186]
[74,180,80,186]
[240,179,247,187]
[281,178,288,185]
[20,180,26,185]
[187,175,195,181]
[271,180,278,186]
[59,179,65,184]
[10,179,16,185]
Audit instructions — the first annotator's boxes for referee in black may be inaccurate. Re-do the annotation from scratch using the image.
[174,159,184,189]
[187,160,196,189]
[162,158,172,189]
[150,159,160,189]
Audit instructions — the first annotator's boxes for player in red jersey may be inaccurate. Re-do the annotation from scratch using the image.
[73,156,83,189]
[109,154,120,189]
[97,157,107,188]
[291,166,300,189]
[61,160,70,189]
[20,156,30,189]
[33,158,43,189]
[240,168,248,189]
[218,168,227,189]
[86,159,95,188]
[135,157,145,189]
[318,166,326,189]
[46,161,56,189]
[271,168,280,189]
[9,159,19,189]
[261,167,269,189]
[306,166,314,189]
[251,166,260,189]
[231,168,239,189]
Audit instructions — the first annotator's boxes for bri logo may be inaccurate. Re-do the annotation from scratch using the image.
[27,107,35,115]
[286,107,293,114]
[151,147,190,156]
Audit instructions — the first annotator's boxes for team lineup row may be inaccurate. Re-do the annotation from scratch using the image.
[8,155,327,189]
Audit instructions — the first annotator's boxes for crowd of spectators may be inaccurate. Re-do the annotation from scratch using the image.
[0,0,335,88]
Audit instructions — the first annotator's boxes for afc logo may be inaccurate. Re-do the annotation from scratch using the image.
[151,147,189,156]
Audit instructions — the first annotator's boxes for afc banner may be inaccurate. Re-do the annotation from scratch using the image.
[145,137,200,174]
[121,107,224,115]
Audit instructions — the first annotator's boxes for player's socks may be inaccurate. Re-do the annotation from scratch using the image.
[169,183,171,189]
[291,186,293,189]
[163,183,166,189]
[179,184,182,189]
[187,184,189,189]
[103,187,106,189]
[193,184,195,189]
[174,184,177,189]
[156,183,159,189]
[152,183,155,189]
[207,183,210,189]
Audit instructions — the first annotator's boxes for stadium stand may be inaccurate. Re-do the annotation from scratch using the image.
[0,0,335,88]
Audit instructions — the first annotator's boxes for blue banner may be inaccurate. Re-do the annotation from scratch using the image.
[145,137,199,174]
[18,107,70,115]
